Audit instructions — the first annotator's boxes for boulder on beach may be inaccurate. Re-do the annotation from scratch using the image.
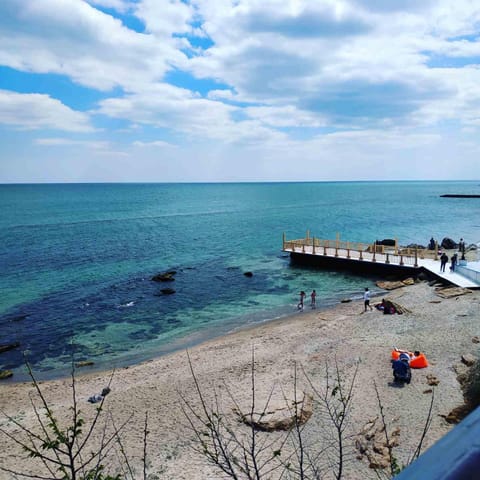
[235,392,313,432]
[376,280,405,290]
[441,237,457,249]
[435,287,472,298]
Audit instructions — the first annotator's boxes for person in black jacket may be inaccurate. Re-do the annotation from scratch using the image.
[392,354,411,384]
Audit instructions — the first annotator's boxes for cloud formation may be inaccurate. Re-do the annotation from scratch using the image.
[0,0,480,182]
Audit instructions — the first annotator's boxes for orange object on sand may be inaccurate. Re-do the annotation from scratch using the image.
[410,354,428,369]
[391,350,428,368]
[391,350,413,361]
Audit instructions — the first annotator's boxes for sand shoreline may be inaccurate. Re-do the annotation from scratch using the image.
[1,280,479,479]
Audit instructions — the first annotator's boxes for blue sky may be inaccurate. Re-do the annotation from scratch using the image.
[1,0,480,182]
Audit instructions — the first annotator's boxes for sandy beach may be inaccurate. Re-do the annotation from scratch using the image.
[1,279,479,479]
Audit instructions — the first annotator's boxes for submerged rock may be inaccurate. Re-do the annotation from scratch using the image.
[151,271,176,282]
[0,370,13,380]
[76,360,95,368]
[243,271,253,277]
[160,288,176,295]
[0,342,20,354]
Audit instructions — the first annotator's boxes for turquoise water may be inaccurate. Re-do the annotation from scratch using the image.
[1,181,479,380]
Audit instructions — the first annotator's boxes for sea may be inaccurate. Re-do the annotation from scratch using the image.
[1,181,479,381]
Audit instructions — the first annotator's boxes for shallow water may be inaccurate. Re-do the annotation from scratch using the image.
[1,181,479,380]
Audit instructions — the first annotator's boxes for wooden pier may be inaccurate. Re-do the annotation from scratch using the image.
[282,232,480,289]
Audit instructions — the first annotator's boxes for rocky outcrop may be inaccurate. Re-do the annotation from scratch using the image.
[160,288,176,295]
[435,287,472,299]
[0,342,20,354]
[75,360,94,368]
[441,237,457,249]
[376,278,414,290]
[461,354,476,367]
[235,393,313,432]
[375,239,396,246]
[151,271,176,282]
[355,417,401,471]
[0,370,13,380]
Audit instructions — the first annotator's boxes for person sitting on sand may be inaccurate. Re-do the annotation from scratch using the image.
[376,299,396,314]
[392,348,429,368]
[392,354,411,384]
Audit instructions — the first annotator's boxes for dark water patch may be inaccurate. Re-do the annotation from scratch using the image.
[0,256,278,377]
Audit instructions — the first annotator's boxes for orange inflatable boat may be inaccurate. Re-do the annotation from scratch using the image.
[391,350,428,368]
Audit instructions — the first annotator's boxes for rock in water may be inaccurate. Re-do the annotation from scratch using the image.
[151,271,176,282]
[243,271,253,277]
[75,360,95,368]
[0,342,20,354]
[0,370,13,380]
[160,288,176,295]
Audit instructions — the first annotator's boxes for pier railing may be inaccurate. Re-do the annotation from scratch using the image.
[283,232,439,267]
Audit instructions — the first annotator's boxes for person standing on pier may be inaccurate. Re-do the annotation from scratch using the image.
[440,252,448,272]
[297,291,306,311]
[459,238,466,260]
[450,253,458,272]
[310,290,316,309]
[364,288,373,312]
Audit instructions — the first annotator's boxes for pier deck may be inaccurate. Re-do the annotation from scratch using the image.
[283,235,480,289]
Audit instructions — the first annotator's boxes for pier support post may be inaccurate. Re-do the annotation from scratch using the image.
[372,243,376,262]
[302,241,305,253]
[414,246,418,268]
[386,253,390,264]
[335,246,339,257]
[283,232,286,250]
[400,255,404,266]
[395,238,398,255]
[347,242,350,259]
[359,249,363,261]
[323,245,327,255]
[312,237,316,254]
[292,243,295,252]
[435,241,438,261]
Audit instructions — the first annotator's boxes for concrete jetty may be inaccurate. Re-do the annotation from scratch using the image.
[282,233,480,289]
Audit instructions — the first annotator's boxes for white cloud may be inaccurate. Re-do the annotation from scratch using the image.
[35,137,109,148]
[133,140,176,147]
[2,0,480,181]
[97,83,288,144]
[0,0,187,91]
[0,90,93,132]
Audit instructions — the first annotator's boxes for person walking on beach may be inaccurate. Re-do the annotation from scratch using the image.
[450,253,458,272]
[440,252,448,272]
[310,290,316,309]
[297,291,306,311]
[364,287,373,312]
